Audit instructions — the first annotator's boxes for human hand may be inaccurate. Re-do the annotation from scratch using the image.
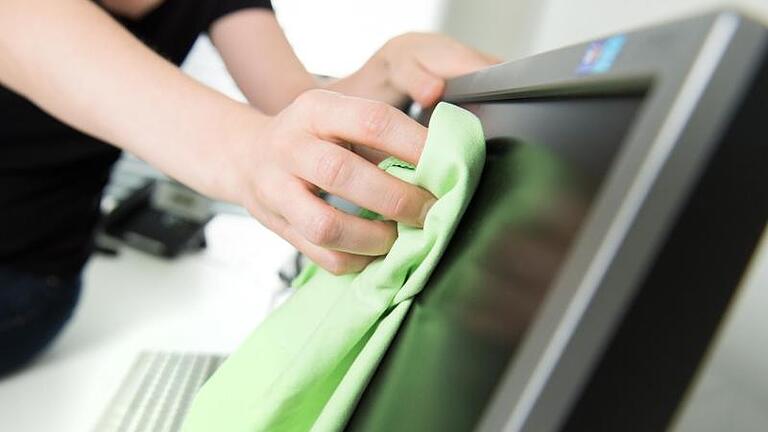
[326,33,498,164]
[228,89,434,274]
[336,33,500,109]
[378,32,500,106]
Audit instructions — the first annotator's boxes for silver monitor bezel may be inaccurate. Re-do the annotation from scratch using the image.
[434,10,768,432]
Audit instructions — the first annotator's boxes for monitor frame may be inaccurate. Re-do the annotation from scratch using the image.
[427,10,768,432]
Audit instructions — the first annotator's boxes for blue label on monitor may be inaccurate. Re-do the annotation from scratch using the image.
[576,34,626,74]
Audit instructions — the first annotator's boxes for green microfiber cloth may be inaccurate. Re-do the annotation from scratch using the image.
[181,102,486,432]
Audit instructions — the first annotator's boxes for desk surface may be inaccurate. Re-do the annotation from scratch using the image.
[0,214,295,432]
[1,212,767,432]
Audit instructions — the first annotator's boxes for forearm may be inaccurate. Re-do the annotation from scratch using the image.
[0,0,261,203]
[211,9,405,112]
[211,9,316,115]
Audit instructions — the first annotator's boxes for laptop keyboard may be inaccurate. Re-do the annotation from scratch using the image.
[95,351,225,432]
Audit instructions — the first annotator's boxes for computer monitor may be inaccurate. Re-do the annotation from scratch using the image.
[346,11,768,432]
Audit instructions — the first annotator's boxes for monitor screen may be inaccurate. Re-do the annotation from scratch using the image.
[346,96,645,431]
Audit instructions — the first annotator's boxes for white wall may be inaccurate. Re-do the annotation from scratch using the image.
[271,0,444,77]
[530,0,768,54]
[436,0,548,61]
[436,0,768,61]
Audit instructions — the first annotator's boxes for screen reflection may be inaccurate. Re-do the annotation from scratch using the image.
[347,97,641,432]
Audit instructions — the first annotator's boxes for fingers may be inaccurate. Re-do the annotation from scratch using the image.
[241,89,442,275]
[276,180,398,256]
[282,225,376,275]
[480,51,504,65]
[289,139,436,227]
[297,90,427,166]
[390,58,445,107]
[384,33,502,106]
[420,34,500,77]
[266,214,376,275]
[349,144,389,165]
[248,188,379,275]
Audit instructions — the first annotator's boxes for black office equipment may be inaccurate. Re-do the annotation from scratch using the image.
[346,10,768,432]
[102,181,211,258]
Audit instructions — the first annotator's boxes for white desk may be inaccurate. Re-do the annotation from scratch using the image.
[2,210,767,432]
[0,214,295,432]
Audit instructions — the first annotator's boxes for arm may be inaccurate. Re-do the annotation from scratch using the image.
[210,10,499,113]
[210,9,316,115]
[0,0,255,202]
[0,0,434,274]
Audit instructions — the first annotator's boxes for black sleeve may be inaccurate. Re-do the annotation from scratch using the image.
[210,0,274,26]
[115,0,274,66]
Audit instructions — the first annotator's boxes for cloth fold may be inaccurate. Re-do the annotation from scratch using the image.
[181,102,486,432]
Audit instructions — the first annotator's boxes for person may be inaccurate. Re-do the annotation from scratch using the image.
[0,0,496,375]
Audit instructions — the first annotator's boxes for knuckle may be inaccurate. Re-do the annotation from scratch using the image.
[360,102,392,141]
[293,89,328,116]
[384,189,410,220]
[314,149,349,189]
[305,208,342,246]
[242,187,268,219]
[295,88,323,105]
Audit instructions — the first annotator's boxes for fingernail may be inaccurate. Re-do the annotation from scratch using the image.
[419,198,437,226]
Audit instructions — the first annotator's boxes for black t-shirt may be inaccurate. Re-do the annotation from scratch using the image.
[0,0,273,277]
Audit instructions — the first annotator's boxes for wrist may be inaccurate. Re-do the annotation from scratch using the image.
[212,104,271,206]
